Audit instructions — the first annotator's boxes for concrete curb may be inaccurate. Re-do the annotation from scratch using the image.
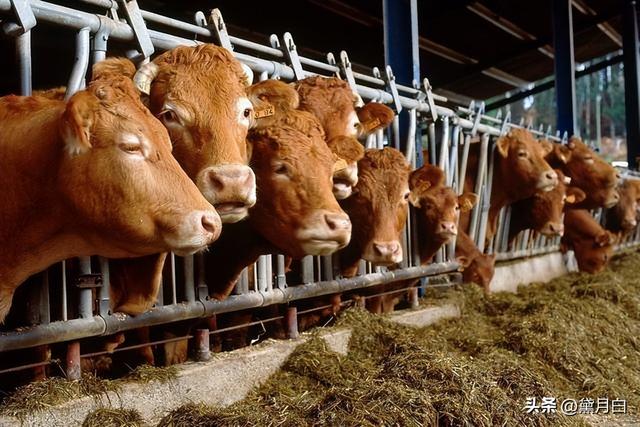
[489,252,569,293]
[0,304,459,427]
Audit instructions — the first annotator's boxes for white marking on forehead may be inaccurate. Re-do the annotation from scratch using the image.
[237,97,253,128]
[345,110,359,138]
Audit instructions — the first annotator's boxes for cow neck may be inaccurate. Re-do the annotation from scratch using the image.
[415,213,448,265]
[205,220,274,300]
[0,103,95,291]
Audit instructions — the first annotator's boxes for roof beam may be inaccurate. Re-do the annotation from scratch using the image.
[572,0,622,47]
[436,8,622,88]
[466,2,537,41]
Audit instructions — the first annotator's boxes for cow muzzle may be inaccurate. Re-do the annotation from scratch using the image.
[622,217,637,231]
[297,210,352,255]
[537,169,558,192]
[164,210,221,256]
[197,165,257,223]
[437,221,458,240]
[332,163,358,200]
[364,240,403,266]
[604,190,620,208]
[540,221,564,237]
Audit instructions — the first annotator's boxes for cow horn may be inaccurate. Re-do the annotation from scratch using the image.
[352,90,364,108]
[240,63,254,86]
[563,176,572,185]
[133,62,160,95]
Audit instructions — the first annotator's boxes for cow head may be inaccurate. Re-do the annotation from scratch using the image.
[547,137,619,209]
[495,129,558,198]
[409,165,477,243]
[532,170,586,237]
[340,148,411,267]
[246,80,351,258]
[58,58,220,256]
[459,254,496,292]
[607,179,640,233]
[134,44,256,223]
[295,77,395,200]
[570,231,615,274]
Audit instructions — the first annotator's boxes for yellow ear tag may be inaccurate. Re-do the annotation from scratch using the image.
[462,199,474,211]
[254,105,275,119]
[363,117,381,132]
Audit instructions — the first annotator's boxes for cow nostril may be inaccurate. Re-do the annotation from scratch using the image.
[391,242,401,254]
[201,213,219,234]
[545,170,557,180]
[207,172,225,192]
[324,213,350,231]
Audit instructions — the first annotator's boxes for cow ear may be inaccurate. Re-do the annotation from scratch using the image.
[408,191,422,208]
[539,139,554,156]
[60,91,96,156]
[458,192,478,213]
[410,164,445,190]
[456,256,472,269]
[92,57,136,81]
[356,103,395,135]
[495,135,510,158]
[554,144,572,163]
[595,232,611,247]
[565,186,586,204]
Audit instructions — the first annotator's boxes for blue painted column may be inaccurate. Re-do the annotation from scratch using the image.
[383,0,420,156]
[623,0,640,170]
[552,0,577,136]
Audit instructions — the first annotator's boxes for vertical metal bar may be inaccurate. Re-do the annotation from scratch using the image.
[183,255,195,303]
[357,260,367,276]
[257,255,267,292]
[469,134,490,243]
[66,27,91,99]
[448,125,460,187]
[39,271,50,324]
[170,253,177,305]
[301,256,314,284]
[195,252,207,301]
[98,258,110,316]
[408,287,419,309]
[276,255,287,289]
[194,329,211,361]
[428,123,437,164]
[458,133,471,194]
[66,341,81,381]
[476,143,496,252]
[321,256,333,281]
[266,254,273,292]
[624,0,640,169]
[78,257,93,319]
[237,268,249,294]
[438,117,450,172]
[376,128,385,149]
[285,307,299,339]
[15,31,32,96]
[61,260,68,321]
[552,0,577,136]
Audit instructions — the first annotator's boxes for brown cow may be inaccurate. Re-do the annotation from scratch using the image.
[562,209,615,274]
[133,44,256,221]
[338,147,412,277]
[0,58,219,323]
[295,76,394,199]
[455,230,496,292]
[605,178,640,237]
[460,129,557,244]
[508,170,586,242]
[546,137,619,209]
[409,164,478,264]
[207,79,352,300]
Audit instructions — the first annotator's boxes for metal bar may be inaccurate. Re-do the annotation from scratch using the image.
[301,256,314,284]
[98,258,110,316]
[194,329,211,361]
[552,0,577,136]
[285,307,299,339]
[624,0,640,170]
[469,134,489,243]
[257,255,268,292]
[183,255,195,303]
[14,31,31,95]
[276,255,286,289]
[77,257,93,319]
[65,341,81,380]
[66,27,90,98]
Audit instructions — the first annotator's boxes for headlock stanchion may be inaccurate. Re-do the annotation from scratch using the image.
[0,0,639,380]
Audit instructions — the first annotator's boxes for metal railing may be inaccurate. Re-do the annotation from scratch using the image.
[0,0,638,381]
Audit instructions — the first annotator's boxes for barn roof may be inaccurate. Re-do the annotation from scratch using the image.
[138,0,623,106]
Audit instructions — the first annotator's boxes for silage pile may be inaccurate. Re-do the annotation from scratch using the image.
[159,250,640,426]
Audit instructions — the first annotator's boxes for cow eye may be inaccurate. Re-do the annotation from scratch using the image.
[517,150,527,158]
[455,204,460,211]
[119,142,142,154]
[584,156,594,165]
[273,162,290,176]
[403,191,411,201]
[160,109,181,125]
[243,108,252,118]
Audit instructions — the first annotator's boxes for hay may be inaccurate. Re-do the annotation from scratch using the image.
[160,250,640,426]
[0,374,119,420]
[82,408,144,427]
[124,364,178,384]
